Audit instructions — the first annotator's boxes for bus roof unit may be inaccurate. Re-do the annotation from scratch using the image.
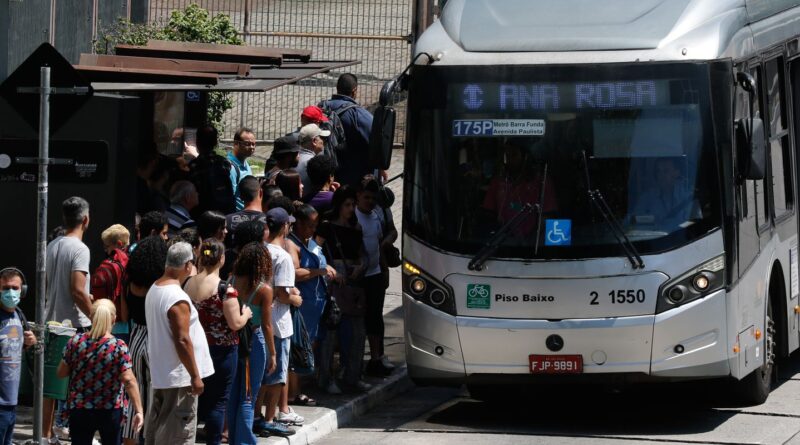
[417,0,800,65]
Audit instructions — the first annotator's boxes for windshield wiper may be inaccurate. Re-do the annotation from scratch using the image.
[468,164,549,271]
[581,151,645,269]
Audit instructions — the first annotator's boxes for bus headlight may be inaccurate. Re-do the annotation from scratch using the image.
[402,261,456,316]
[410,277,427,294]
[657,255,725,314]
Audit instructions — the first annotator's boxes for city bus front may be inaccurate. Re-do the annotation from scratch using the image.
[401,61,735,387]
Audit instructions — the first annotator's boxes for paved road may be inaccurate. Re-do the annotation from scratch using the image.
[320,355,800,444]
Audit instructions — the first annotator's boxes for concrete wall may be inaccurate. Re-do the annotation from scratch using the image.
[0,0,139,82]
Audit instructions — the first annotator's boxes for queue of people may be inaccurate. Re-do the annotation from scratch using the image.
[0,73,400,445]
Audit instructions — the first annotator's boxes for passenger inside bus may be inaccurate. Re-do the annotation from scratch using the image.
[479,138,558,238]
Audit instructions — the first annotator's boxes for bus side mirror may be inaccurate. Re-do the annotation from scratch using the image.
[736,117,766,180]
[369,104,396,170]
[736,71,757,93]
[379,78,398,107]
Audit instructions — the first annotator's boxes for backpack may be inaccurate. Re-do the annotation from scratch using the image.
[189,154,236,215]
[91,250,126,306]
[289,306,315,375]
[318,100,358,166]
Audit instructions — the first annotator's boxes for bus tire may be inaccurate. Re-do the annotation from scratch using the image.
[735,297,775,405]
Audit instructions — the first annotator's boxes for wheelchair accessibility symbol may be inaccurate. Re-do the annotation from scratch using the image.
[545,219,571,246]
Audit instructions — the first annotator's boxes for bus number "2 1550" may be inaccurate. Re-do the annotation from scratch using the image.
[590,290,645,305]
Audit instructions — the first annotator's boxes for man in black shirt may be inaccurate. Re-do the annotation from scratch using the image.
[225,176,266,248]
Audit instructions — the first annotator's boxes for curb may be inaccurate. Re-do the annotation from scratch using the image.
[264,366,413,444]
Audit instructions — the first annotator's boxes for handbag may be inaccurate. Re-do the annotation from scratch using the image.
[321,294,341,329]
[380,207,401,268]
[223,278,256,360]
[324,225,366,317]
[289,307,315,375]
[331,282,366,316]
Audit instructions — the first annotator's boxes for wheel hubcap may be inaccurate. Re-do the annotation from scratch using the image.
[765,314,776,367]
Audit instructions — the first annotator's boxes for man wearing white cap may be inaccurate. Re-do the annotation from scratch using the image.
[296,124,331,198]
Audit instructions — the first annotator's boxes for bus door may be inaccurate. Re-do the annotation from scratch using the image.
[735,64,763,278]
[789,57,800,346]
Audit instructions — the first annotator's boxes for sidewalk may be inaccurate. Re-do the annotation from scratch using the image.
[12,300,409,445]
[13,149,410,445]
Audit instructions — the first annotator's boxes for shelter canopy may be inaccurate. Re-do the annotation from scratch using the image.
[77,40,359,92]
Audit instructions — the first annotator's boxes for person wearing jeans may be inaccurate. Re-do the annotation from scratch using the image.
[0,268,37,445]
[57,299,144,445]
[316,186,372,392]
[183,239,252,445]
[227,242,276,444]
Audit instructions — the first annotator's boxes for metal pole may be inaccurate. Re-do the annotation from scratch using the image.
[33,66,51,445]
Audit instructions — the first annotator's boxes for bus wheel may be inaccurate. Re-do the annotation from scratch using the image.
[736,298,775,405]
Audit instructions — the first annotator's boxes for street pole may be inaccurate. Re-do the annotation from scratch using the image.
[33,66,50,445]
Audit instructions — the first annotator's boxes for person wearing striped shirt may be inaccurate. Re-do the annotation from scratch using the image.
[167,181,198,236]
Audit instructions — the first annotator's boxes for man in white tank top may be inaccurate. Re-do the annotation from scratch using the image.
[144,242,214,445]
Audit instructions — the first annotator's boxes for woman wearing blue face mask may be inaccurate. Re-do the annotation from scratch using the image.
[0,267,36,445]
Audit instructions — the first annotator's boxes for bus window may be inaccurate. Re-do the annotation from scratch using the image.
[751,66,770,229]
[764,57,793,219]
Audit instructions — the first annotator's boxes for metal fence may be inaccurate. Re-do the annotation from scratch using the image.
[149,0,412,146]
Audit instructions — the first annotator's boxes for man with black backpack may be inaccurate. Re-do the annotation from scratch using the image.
[188,126,236,215]
[319,73,374,188]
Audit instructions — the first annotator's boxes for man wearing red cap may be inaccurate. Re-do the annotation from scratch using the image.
[285,106,339,168]
[301,106,328,126]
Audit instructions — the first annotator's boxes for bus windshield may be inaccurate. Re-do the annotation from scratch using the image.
[404,62,723,259]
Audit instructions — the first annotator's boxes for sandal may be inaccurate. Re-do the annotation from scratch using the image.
[291,394,318,406]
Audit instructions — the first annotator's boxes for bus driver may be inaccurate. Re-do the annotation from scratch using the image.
[630,157,702,230]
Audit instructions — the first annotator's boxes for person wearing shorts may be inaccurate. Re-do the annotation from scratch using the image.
[263,337,290,387]
[254,209,302,436]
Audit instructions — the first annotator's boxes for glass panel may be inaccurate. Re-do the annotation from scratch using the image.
[765,58,786,136]
[153,92,186,157]
[753,67,768,226]
[405,62,723,259]
[770,138,789,217]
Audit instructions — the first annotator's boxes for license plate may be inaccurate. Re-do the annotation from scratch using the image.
[529,354,583,374]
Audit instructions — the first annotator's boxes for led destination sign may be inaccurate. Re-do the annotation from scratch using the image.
[455,80,673,112]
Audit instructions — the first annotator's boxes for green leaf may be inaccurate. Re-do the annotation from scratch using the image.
[95,3,244,129]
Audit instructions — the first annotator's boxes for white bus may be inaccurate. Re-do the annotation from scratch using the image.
[370,0,800,403]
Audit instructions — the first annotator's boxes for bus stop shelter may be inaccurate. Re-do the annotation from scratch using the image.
[0,40,358,305]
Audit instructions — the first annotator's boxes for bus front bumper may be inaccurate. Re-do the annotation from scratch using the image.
[405,290,730,386]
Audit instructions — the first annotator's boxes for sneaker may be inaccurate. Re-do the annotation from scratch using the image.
[252,416,268,435]
[345,380,372,392]
[258,421,295,437]
[380,355,396,370]
[276,407,304,425]
[52,426,69,441]
[365,359,392,377]
[47,437,61,445]
[326,381,343,395]
[92,439,102,445]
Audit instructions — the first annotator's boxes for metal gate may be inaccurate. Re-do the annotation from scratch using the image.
[149,0,412,145]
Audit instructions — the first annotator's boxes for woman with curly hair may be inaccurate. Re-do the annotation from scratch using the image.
[120,235,167,445]
[183,239,252,445]
[226,242,278,443]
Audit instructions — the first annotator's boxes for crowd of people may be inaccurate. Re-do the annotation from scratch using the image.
[0,73,401,445]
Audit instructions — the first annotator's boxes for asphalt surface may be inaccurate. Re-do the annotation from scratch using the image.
[319,354,800,445]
